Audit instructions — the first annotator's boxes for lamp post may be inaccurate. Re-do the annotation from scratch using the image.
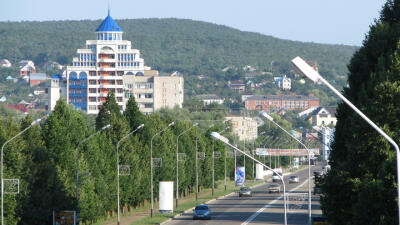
[260,111,312,224]
[176,123,198,208]
[211,132,287,225]
[76,124,110,220]
[1,117,44,225]
[292,55,400,223]
[219,126,230,192]
[116,124,144,225]
[150,122,174,218]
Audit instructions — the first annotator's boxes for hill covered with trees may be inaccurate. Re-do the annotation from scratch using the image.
[0,18,356,79]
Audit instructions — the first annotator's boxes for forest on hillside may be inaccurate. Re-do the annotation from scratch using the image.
[0,18,358,107]
[0,18,356,79]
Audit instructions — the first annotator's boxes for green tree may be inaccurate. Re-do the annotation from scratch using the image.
[320,1,400,224]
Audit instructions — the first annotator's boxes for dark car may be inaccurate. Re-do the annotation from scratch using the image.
[239,186,252,197]
[193,204,211,220]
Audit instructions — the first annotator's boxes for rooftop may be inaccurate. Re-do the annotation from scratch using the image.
[196,94,222,100]
[247,95,319,101]
[95,10,122,32]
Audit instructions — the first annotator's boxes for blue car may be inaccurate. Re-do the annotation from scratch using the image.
[193,204,211,220]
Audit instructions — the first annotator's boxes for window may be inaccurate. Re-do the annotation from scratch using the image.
[108,33,112,40]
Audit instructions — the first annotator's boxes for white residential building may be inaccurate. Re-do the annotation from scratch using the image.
[196,94,224,105]
[0,59,12,68]
[274,75,291,90]
[47,75,67,111]
[225,116,258,141]
[123,71,184,115]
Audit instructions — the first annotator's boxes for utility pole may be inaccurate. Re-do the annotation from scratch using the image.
[195,138,198,201]
[212,139,215,197]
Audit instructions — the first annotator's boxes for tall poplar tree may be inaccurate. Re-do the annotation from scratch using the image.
[320,1,400,224]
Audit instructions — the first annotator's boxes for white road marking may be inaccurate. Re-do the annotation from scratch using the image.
[241,178,310,225]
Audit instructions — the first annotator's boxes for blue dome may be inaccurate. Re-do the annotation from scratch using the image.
[96,10,122,32]
[51,74,61,79]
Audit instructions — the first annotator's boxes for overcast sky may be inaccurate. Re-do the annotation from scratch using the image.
[0,0,387,46]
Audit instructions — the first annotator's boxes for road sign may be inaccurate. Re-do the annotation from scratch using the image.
[178,153,186,162]
[197,152,205,160]
[3,179,19,194]
[152,158,162,167]
[119,165,130,176]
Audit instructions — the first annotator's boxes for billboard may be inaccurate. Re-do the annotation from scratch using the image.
[255,148,319,156]
[235,166,245,186]
[53,210,76,225]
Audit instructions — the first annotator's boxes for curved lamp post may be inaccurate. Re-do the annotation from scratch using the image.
[150,122,174,218]
[1,117,45,225]
[116,124,144,225]
[292,56,400,224]
[260,111,312,224]
[211,131,287,225]
[176,122,198,208]
[76,124,111,222]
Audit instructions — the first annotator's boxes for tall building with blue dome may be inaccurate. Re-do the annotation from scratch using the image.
[66,10,147,114]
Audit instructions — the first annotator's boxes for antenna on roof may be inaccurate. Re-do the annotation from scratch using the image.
[108,0,111,16]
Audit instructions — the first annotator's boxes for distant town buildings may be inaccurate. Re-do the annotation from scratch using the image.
[0,59,12,68]
[225,116,258,141]
[196,94,224,105]
[274,75,291,90]
[241,91,254,102]
[228,80,245,93]
[245,94,319,112]
[19,60,36,76]
[29,73,47,86]
[305,106,337,127]
[6,100,34,114]
[47,75,67,111]
[43,61,63,71]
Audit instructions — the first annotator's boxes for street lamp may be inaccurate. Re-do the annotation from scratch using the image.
[211,132,288,225]
[116,124,144,225]
[176,122,198,208]
[76,124,110,222]
[1,117,44,225]
[150,122,174,218]
[260,111,312,224]
[292,56,400,223]
[218,126,230,192]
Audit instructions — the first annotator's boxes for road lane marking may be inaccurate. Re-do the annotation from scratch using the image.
[241,178,310,225]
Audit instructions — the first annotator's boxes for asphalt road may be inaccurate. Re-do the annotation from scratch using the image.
[164,165,323,225]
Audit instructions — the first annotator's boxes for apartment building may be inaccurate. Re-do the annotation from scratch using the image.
[245,94,319,112]
[225,116,258,141]
[123,71,184,115]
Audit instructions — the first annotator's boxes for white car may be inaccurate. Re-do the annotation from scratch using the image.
[289,175,299,183]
